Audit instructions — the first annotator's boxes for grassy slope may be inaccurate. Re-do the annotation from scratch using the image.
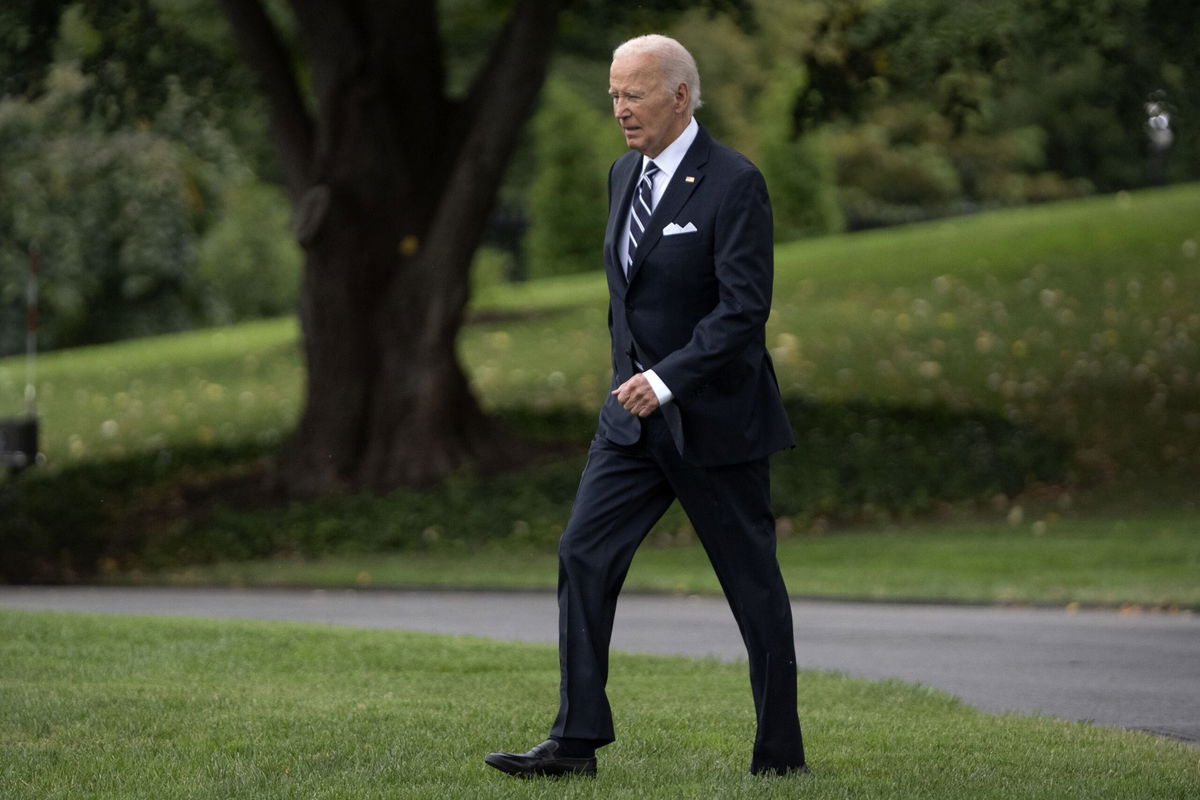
[0,318,302,463]
[3,186,1199,601]
[2,610,1197,799]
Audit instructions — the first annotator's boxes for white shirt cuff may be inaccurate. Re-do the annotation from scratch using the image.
[642,369,674,406]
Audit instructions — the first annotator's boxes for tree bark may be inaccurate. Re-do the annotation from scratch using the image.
[220,0,560,495]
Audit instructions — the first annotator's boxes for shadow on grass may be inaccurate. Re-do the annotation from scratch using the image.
[0,399,1070,584]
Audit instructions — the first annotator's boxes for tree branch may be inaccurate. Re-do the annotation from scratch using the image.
[409,0,561,339]
[458,0,561,151]
[285,0,447,197]
[216,0,315,201]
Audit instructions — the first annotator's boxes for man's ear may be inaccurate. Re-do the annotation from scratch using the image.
[675,83,689,113]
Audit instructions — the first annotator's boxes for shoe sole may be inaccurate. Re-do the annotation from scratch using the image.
[484,754,596,778]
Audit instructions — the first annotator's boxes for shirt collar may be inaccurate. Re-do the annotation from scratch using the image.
[642,117,699,181]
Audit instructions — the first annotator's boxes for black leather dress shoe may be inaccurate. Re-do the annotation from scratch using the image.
[484,739,597,778]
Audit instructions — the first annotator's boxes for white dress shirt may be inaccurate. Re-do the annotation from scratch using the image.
[618,117,700,407]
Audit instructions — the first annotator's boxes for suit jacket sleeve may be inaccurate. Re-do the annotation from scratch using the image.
[649,165,774,400]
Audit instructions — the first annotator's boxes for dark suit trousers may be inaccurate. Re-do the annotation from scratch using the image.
[549,412,805,772]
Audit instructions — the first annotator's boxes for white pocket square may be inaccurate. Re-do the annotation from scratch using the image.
[662,221,698,236]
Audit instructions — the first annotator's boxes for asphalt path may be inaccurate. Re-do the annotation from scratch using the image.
[2,586,1197,744]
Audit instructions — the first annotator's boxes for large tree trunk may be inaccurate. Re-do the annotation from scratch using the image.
[281,208,498,493]
[220,0,559,495]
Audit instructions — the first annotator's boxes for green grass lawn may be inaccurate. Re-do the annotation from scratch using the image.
[2,609,1197,799]
[3,185,1199,598]
[144,513,1200,608]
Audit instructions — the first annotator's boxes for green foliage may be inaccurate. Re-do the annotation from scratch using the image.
[0,1,279,355]
[3,611,1199,798]
[0,61,296,354]
[524,77,617,278]
[196,182,301,324]
[785,0,1199,225]
[0,0,65,98]
[58,0,264,152]
[667,9,765,149]
[828,115,964,227]
[0,66,213,352]
[0,441,275,584]
[996,0,1199,191]
[755,69,843,239]
[826,104,1098,228]
[759,127,844,240]
[667,6,843,241]
[774,399,1068,519]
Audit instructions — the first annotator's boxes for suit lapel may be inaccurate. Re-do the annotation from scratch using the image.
[606,152,641,288]
[626,127,712,286]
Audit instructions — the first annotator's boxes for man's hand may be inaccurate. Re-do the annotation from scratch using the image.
[612,373,660,417]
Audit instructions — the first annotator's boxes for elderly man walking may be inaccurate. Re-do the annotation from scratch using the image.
[486,34,806,778]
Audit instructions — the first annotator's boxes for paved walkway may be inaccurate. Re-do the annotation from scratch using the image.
[2,586,1197,744]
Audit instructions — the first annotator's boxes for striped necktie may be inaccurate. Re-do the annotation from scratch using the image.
[626,160,660,275]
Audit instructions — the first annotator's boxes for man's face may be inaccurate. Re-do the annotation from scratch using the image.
[609,52,689,158]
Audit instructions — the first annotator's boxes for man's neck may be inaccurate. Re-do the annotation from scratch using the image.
[644,116,694,159]
[641,117,699,176]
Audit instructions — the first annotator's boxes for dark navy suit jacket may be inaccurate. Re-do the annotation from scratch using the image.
[596,124,794,466]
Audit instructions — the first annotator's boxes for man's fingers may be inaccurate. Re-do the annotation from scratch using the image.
[611,375,659,417]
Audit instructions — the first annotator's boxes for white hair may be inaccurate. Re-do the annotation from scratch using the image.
[613,34,703,114]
